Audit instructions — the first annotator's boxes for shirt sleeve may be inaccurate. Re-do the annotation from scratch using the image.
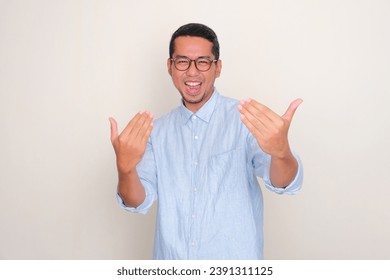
[248,133,303,195]
[116,137,158,214]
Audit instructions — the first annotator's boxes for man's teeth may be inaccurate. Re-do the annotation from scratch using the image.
[185,82,201,86]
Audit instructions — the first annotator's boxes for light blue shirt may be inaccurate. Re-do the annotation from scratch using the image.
[117,89,303,259]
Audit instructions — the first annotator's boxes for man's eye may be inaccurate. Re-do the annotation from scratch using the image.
[197,60,209,65]
[177,60,189,64]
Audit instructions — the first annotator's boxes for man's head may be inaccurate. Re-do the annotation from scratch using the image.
[168,23,222,112]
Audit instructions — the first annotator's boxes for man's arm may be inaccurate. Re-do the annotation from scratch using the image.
[238,98,302,187]
[109,112,153,207]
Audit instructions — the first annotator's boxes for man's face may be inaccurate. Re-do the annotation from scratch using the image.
[168,36,222,112]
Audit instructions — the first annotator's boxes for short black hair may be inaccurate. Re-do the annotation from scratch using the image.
[169,23,220,60]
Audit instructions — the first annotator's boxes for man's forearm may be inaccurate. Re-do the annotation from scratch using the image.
[117,169,146,208]
[270,151,298,188]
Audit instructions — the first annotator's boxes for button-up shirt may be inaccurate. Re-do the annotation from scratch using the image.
[117,89,303,259]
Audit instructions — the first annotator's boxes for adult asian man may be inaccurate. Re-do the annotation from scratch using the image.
[109,23,303,259]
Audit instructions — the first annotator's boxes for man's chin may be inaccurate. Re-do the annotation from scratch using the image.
[181,92,204,104]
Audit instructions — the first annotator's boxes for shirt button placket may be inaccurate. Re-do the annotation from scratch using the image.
[190,114,198,256]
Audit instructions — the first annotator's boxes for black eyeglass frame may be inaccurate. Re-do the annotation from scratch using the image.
[170,56,218,72]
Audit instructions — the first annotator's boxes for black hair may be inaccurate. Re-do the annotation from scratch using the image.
[169,23,220,60]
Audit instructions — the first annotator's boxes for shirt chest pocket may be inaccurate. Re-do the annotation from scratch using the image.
[206,148,245,192]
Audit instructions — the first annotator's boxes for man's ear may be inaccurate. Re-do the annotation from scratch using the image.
[216,59,222,78]
[167,58,172,76]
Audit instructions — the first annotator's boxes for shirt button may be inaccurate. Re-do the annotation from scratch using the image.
[192,115,197,120]
[192,214,196,219]
[194,135,198,140]
[194,188,197,192]
[191,241,195,247]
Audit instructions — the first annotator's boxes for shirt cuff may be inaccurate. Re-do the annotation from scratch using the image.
[263,152,303,195]
[116,187,155,215]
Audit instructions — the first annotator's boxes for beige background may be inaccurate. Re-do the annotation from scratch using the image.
[1,0,389,259]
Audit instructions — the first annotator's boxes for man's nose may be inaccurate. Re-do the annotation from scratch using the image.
[186,60,199,76]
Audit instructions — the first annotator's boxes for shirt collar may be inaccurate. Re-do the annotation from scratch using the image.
[179,88,220,124]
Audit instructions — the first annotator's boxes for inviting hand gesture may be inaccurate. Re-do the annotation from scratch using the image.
[238,98,302,187]
[109,112,154,175]
[238,98,302,159]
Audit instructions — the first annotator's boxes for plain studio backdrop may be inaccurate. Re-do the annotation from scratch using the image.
[0,0,389,259]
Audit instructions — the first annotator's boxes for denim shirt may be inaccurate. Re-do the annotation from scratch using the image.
[117,89,303,259]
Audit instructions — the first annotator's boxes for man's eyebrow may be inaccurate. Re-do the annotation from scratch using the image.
[174,55,212,59]
[174,55,189,59]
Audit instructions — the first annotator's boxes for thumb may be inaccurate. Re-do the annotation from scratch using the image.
[282,98,303,122]
[109,117,118,143]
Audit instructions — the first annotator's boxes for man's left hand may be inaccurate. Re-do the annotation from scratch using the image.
[238,98,302,159]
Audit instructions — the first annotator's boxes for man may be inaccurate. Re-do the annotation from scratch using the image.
[109,23,303,259]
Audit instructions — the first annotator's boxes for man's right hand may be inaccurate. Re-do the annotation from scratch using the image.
[109,112,154,175]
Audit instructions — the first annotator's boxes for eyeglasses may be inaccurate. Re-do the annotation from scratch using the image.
[170,56,217,72]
